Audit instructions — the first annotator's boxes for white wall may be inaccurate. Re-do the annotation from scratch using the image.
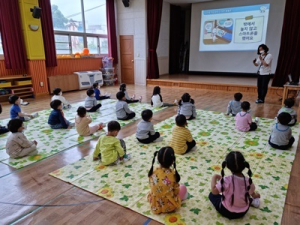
[157,1,170,76]
[115,0,147,85]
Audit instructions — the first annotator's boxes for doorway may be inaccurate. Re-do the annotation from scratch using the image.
[119,35,134,84]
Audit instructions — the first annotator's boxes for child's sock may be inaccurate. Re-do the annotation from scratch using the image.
[132,94,135,99]
[138,96,142,103]
[32,112,38,118]
[251,198,260,208]
[153,137,163,142]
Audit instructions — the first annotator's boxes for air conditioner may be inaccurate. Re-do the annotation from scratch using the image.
[74,70,103,90]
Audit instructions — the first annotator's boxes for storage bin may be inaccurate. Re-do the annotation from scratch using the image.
[102,67,115,75]
[0,82,12,88]
[103,79,115,86]
[103,74,114,80]
[0,89,10,95]
[102,56,114,68]
[14,80,32,85]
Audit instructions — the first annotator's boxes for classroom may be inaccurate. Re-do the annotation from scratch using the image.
[0,0,299,224]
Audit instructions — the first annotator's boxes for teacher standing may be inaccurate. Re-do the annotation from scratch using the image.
[253,44,273,104]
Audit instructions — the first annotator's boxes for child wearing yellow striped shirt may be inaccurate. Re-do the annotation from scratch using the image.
[169,115,196,155]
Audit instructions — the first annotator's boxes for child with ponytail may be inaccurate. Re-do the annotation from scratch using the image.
[147,147,188,214]
[178,93,197,120]
[209,151,261,219]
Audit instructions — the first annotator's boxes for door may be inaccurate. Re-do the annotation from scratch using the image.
[120,35,134,84]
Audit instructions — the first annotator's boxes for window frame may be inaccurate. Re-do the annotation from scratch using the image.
[0,33,4,59]
[52,0,108,56]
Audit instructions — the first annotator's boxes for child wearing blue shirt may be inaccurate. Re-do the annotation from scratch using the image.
[9,95,38,121]
[48,100,74,129]
[226,93,243,116]
[92,82,110,100]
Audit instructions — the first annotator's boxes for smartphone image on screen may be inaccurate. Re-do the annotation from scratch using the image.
[203,18,233,45]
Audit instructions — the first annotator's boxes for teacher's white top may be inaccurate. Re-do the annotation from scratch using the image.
[256,53,273,75]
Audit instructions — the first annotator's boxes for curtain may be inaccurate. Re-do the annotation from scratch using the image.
[106,0,118,64]
[39,0,57,67]
[169,5,185,74]
[0,0,27,69]
[147,0,163,79]
[272,0,300,87]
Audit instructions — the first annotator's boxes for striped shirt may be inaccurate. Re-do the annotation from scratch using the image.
[169,126,193,154]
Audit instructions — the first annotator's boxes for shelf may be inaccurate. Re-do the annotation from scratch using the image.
[19,94,34,98]
[12,87,32,91]
[0,76,31,81]
[14,91,33,95]
[0,91,33,97]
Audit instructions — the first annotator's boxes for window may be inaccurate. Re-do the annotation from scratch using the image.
[51,0,107,55]
[0,35,3,55]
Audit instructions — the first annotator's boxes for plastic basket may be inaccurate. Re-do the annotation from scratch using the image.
[102,67,115,75]
[14,80,32,85]
[102,56,114,68]
[0,82,11,88]
[103,79,115,86]
[103,74,114,80]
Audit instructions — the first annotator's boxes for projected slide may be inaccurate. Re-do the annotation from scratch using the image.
[199,4,270,51]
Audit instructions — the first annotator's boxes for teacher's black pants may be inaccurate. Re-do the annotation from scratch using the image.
[257,75,271,102]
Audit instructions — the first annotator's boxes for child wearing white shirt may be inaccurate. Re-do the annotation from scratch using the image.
[51,88,71,109]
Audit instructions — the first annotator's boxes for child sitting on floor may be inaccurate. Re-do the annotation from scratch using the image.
[226,92,243,116]
[235,101,257,132]
[151,86,176,107]
[85,89,102,112]
[169,114,196,154]
[119,83,142,103]
[209,151,260,220]
[93,120,130,165]
[269,112,295,150]
[75,106,104,136]
[9,95,38,121]
[92,82,110,100]
[116,91,136,120]
[277,98,297,126]
[51,87,71,109]
[48,100,74,129]
[147,146,188,214]
[136,109,163,144]
[6,118,38,158]
[178,93,197,120]
[0,104,9,134]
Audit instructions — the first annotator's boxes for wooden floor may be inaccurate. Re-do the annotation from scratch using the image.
[0,84,299,225]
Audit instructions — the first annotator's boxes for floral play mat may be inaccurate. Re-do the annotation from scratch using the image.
[50,110,300,225]
[0,99,166,169]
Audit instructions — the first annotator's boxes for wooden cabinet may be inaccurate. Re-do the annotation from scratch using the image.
[0,76,34,103]
[48,74,79,94]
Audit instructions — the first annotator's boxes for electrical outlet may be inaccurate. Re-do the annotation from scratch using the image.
[40,82,44,87]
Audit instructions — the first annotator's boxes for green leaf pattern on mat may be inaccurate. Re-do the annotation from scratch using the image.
[48,110,300,224]
[0,99,166,169]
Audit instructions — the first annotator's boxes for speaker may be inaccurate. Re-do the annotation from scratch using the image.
[30,6,42,19]
[122,0,130,7]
